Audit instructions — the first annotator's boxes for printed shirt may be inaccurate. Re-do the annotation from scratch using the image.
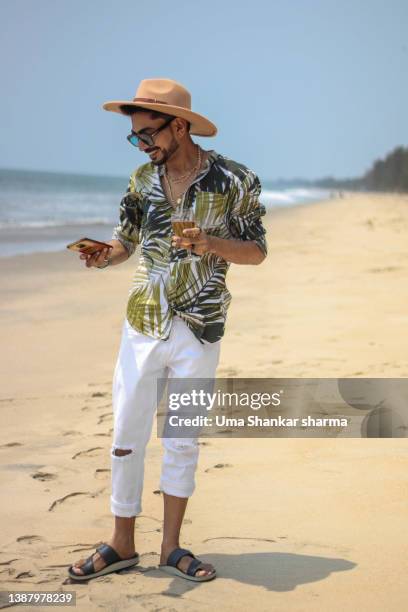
[111,149,268,344]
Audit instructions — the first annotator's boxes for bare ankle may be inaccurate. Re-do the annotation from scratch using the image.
[161,539,180,551]
[111,533,135,549]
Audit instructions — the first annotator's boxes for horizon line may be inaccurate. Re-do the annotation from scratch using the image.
[0,165,359,185]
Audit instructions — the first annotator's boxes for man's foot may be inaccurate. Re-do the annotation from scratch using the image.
[70,539,136,576]
[160,543,215,578]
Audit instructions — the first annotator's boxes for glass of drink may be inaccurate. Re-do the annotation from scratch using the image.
[171,208,200,264]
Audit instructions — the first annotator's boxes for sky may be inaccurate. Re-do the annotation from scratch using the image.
[0,0,407,182]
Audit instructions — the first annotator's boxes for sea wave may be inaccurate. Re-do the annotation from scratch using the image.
[260,188,332,206]
[0,217,114,230]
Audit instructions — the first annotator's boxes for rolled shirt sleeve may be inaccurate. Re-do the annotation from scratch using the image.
[111,171,143,258]
[227,169,268,257]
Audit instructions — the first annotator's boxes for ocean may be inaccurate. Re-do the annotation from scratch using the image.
[0,168,333,258]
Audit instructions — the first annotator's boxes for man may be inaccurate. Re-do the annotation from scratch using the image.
[68,78,267,582]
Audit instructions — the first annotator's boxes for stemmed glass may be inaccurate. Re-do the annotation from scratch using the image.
[170,207,200,264]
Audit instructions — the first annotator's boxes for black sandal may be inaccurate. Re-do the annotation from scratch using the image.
[67,543,139,581]
[158,547,216,582]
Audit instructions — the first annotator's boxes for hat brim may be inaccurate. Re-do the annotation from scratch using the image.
[102,100,217,137]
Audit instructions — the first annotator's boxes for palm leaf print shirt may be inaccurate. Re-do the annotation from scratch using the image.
[111,149,268,344]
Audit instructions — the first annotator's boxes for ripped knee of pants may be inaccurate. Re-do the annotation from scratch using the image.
[111,446,133,457]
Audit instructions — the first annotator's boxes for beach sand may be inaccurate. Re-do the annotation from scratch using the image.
[1,192,407,611]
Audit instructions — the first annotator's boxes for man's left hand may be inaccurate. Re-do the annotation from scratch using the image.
[171,227,214,256]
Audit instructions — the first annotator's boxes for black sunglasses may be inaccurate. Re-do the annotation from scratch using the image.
[127,116,175,147]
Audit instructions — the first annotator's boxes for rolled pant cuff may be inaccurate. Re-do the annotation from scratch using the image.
[159,479,195,498]
[110,495,142,517]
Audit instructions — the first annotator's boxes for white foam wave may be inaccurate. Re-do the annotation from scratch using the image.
[260,188,332,207]
[0,217,113,230]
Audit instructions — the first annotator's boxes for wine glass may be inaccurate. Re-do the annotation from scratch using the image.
[171,208,201,264]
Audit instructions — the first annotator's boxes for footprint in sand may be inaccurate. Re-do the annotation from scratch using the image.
[204,463,233,473]
[71,447,105,460]
[91,391,108,398]
[0,558,20,566]
[15,571,35,579]
[48,488,105,512]
[92,429,113,437]
[16,535,45,544]
[31,472,57,482]
[51,541,103,552]
[94,468,110,480]
[0,442,23,448]
[48,492,90,512]
[97,413,112,425]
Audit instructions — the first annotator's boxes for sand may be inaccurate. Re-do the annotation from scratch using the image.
[1,192,407,611]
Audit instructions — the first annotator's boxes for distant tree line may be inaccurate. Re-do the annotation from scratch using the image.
[312,146,408,192]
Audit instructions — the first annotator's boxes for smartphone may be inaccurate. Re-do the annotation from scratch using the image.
[66,237,113,255]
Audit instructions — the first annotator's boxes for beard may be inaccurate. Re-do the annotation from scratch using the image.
[147,137,180,166]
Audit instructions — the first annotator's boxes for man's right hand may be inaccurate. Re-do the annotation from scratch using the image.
[78,239,130,268]
[79,247,112,268]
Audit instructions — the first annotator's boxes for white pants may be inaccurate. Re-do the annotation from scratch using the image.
[110,315,221,517]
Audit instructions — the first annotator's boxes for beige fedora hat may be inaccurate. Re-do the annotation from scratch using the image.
[102,78,217,137]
